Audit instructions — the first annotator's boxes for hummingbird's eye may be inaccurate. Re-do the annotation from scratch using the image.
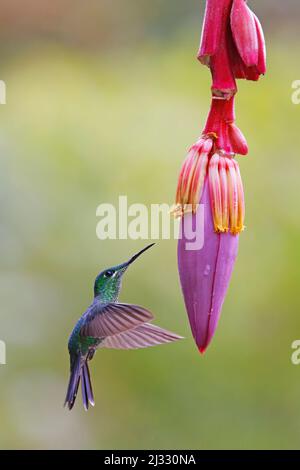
[104,270,114,278]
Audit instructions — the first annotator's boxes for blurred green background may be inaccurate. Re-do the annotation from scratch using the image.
[0,0,300,450]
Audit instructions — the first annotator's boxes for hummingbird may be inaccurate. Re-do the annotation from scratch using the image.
[64,243,183,410]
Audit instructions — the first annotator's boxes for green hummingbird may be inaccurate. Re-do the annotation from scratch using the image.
[65,243,183,410]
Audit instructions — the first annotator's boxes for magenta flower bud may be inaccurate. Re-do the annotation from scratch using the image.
[178,180,239,353]
[176,150,244,352]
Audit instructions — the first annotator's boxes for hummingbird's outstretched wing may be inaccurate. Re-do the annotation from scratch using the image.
[80,303,154,338]
[99,323,183,349]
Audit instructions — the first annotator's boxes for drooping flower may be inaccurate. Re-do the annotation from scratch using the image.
[197,0,266,97]
[175,0,265,353]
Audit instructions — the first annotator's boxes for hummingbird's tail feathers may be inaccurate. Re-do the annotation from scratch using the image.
[100,322,183,349]
[81,370,88,411]
[64,354,81,410]
[65,356,95,411]
[81,361,94,410]
[80,303,154,338]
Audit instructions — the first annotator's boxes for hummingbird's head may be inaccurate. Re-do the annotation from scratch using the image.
[94,243,155,302]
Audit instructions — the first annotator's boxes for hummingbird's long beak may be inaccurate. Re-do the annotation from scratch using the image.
[120,243,155,270]
[126,243,155,266]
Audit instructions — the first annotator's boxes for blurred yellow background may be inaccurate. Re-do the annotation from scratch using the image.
[0,0,300,449]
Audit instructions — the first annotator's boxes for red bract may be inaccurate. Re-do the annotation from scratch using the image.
[198,0,266,96]
[202,97,248,156]
[230,0,259,67]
